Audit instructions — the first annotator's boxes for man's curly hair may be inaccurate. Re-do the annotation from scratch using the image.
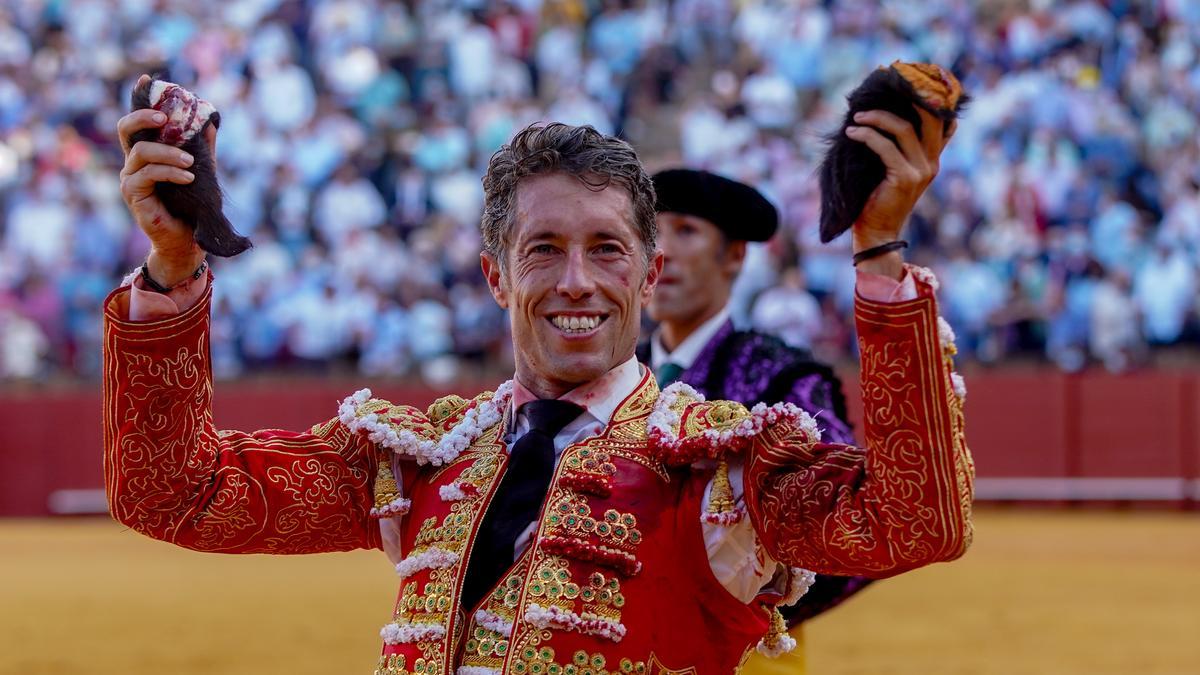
[481,122,657,266]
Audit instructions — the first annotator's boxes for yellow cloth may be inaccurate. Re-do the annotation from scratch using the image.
[739,625,806,675]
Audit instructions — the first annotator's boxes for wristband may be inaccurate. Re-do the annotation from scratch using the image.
[141,258,208,294]
[852,240,908,266]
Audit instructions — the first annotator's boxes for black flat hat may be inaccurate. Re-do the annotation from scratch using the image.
[651,168,779,242]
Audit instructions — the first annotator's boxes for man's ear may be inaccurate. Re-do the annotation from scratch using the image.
[721,240,747,280]
[481,252,509,309]
[640,249,665,306]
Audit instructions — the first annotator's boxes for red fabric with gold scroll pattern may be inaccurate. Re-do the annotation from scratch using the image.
[743,275,974,577]
[103,274,393,554]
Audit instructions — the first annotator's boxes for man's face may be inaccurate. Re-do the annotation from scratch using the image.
[481,172,662,397]
[647,211,745,327]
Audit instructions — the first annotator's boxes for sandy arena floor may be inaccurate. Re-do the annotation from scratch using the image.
[1,509,1197,674]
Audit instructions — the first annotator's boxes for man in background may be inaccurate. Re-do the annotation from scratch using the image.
[643,169,872,674]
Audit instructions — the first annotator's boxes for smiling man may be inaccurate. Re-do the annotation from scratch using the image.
[105,89,973,674]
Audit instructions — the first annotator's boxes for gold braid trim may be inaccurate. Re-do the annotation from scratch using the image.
[763,606,787,647]
[374,452,401,509]
[706,458,736,516]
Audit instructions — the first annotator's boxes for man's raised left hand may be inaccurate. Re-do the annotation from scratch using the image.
[844,107,957,278]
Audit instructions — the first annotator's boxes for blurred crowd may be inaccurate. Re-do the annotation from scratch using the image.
[1,0,1199,382]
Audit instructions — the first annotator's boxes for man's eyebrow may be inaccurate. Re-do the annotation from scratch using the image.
[517,230,563,245]
[516,225,634,246]
[592,230,624,240]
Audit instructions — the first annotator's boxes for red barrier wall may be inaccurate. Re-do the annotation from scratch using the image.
[2,369,1197,515]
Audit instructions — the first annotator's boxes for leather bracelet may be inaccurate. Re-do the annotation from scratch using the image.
[852,240,908,266]
[141,259,208,294]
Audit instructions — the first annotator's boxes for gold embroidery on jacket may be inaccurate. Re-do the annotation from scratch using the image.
[427,394,471,427]
[524,556,627,622]
[390,417,509,675]
[415,510,472,551]
[941,328,975,550]
[682,400,750,437]
[461,555,531,669]
[374,454,402,509]
[454,452,502,490]
[510,630,648,675]
[544,492,642,550]
[375,653,408,675]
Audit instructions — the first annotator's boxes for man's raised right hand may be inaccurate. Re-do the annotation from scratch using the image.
[117,74,214,286]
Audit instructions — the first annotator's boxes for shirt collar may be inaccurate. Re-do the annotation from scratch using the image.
[650,304,731,371]
[510,354,644,429]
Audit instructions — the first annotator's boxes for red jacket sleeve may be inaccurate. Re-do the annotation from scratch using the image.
[102,278,384,554]
[743,272,974,577]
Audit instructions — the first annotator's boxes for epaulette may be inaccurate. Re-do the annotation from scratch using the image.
[647,383,820,467]
[338,383,517,520]
[334,391,430,518]
[426,394,473,431]
[647,383,821,534]
[337,388,439,461]
[343,382,515,464]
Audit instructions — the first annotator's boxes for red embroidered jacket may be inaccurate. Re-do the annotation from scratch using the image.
[102,270,973,674]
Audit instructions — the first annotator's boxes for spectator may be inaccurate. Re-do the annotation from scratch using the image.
[313,162,387,246]
[359,295,411,377]
[1090,267,1144,372]
[751,267,822,350]
[1134,243,1196,346]
[0,306,47,379]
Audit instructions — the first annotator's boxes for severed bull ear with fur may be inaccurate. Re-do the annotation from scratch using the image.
[129,77,251,257]
[818,61,968,243]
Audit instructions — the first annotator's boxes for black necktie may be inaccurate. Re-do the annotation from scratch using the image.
[461,399,584,612]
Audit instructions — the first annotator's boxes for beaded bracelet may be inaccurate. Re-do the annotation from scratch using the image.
[140,258,208,294]
[852,240,908,266]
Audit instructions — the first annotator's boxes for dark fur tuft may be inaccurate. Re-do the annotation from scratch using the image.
[129,79,251,257]
[817,67,968,243]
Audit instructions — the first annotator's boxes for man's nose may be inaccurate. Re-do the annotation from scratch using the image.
[557,249,597,300]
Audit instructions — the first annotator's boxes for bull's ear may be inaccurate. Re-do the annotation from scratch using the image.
[203,123,218,169]
[129,74,153,110]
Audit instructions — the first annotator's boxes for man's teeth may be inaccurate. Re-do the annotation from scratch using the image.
[552,315,603,332]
